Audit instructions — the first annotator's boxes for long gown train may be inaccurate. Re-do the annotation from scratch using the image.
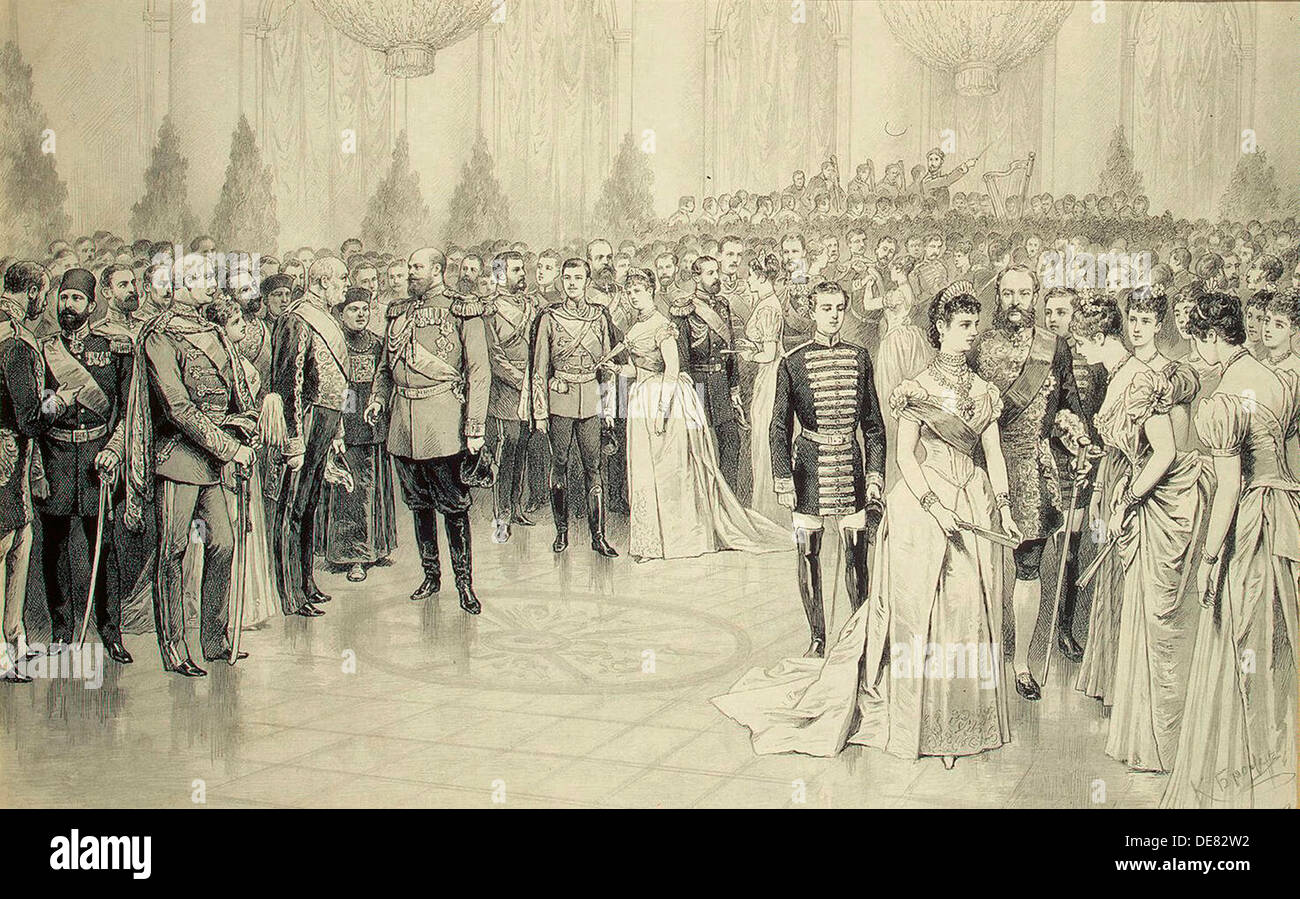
[713,377,1011,761]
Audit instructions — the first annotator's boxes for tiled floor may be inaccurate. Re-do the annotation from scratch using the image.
[0,508,1148,808]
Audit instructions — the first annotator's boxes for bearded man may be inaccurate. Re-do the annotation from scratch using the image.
[94,264,143,343]
[269,257,352,618]
[972,265,1094,701]
[671,254,745,493]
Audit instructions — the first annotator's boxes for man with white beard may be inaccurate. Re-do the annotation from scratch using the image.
[269,256,352,619]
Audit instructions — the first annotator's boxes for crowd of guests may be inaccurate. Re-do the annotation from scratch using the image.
[0,163,1297,806]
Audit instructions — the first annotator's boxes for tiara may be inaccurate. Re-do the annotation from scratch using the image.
[937,280,975,305]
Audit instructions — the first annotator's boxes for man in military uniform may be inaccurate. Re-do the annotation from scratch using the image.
[586,239,633,515]
[671,254,746,494]
[93,263,143,343]
[0,262,53,682]
[530,258,620,558]
[364,247,490,614]
[125,253,256,676]
[771,281,886,658]
[35,268,133,662]
[485,251,536,541]
[269,257,352,618]
[972,266,1093,700]
[1041,285,1107,663]
[521,251,563,515]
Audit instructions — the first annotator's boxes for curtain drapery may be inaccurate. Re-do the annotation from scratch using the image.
[264,2,393,248]
[714,0,838,197]
[497,0,614,242]
[1132,2,1240,219]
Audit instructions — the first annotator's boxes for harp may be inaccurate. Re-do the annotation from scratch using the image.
[982,152,1035,221]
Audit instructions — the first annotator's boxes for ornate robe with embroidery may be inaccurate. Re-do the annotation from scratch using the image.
[972,326,1088,539]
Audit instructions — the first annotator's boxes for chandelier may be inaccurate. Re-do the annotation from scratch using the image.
[311,0,500,77]
[882,1,1073,97]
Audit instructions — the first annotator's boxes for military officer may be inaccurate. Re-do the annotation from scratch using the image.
[1042,285,1108,664]
[771,281,887,659]
[269,257,352,618]
[93,263,144,343]
[671,254,746,493]
[586,240,633,516]
[485,251,536,541]
[35,268,133,662]
[972,265,1092,701]
[529,258,620,558]
[125,253,256,676]
[0,261,53,682]
[364,247,491,614]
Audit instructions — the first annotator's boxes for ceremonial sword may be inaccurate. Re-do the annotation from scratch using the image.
[77,480,111,649]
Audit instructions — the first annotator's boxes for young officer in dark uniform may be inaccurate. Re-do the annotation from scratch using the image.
[35,268,133,661]
[365,247,491,614]
[671,255,746,493]
[485,251,536,541]
[1042,285,1108,663]
[771,281,886,658]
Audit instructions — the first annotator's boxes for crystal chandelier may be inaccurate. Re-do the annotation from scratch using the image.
[882,1,1073,97]
[311,0,500,77]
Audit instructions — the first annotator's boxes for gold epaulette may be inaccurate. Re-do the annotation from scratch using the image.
[450,295,485,319]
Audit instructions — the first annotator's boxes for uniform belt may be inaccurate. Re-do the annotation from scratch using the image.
[47,423,108,444]
[553,369,597,384]
[694,363,725,373]
[397,382,461,400]
[800,429,854,446]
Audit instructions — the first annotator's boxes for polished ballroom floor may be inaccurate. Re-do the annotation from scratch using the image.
[0,505,1167,810]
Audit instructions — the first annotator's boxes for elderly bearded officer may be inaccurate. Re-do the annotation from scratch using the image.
[365,247,491,614]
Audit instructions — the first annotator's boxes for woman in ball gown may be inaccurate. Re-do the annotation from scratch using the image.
[713,287,1019,769]
[612,268,788,562]
[1077,288,1200,707]
[740,252,787,525]
[871,254,933,484]
[1163,293,1300,808]
[1070,290,1207,772]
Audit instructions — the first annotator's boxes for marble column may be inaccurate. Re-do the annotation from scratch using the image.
[1239,41,1256,136]
[238,12,267,143]
[477,23,500,156]
[1119,36,1136,139]
[141,0,171,151]
[611,27,633,156]
[702,25,720,198]
[834,33,851,173]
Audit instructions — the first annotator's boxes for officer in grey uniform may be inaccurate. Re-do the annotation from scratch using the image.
[366,247,491,615]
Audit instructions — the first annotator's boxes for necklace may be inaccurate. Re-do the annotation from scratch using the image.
[928,353,976,420]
